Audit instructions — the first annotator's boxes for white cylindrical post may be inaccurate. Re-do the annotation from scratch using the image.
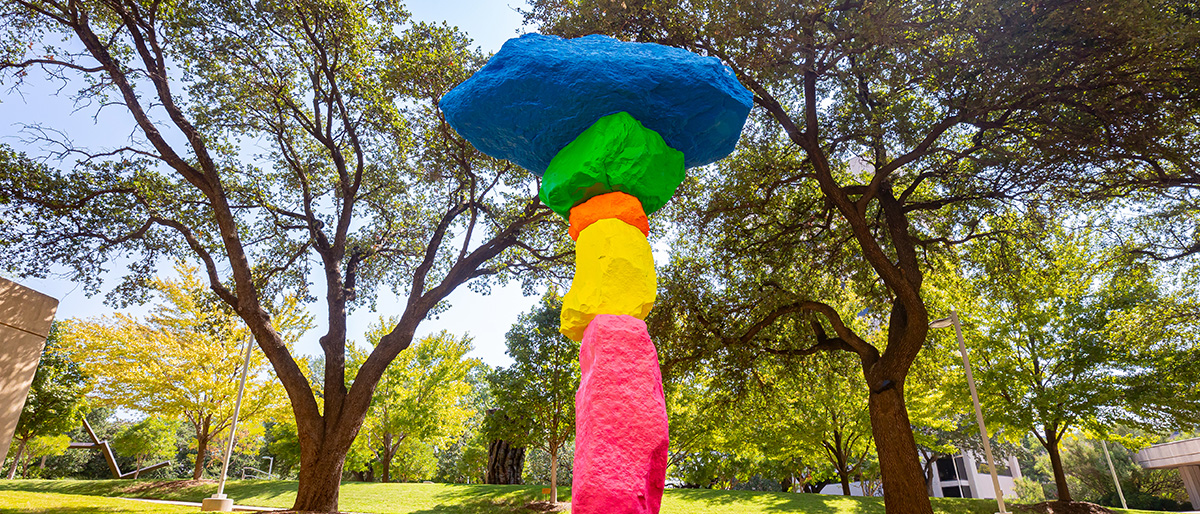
[1102,440,1128,509]
[951,311,1006,513]
[218,335,254,497]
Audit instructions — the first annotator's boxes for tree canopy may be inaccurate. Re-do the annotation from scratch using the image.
[958,209,1200,501]
[348,323,480,483]
[111,417,177,479]
[0,0,566,507]
[523,0,1200,509]
[60,266,310,479]
[487,292,579,502]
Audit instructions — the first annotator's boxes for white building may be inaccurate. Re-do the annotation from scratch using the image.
[817,452,1022,499]
[928,452,1022,499]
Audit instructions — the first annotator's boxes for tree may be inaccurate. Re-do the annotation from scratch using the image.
[960,210,1200,501]
[6,322,88,480]
[0,0,566,508]
[25,434,71,477]
[522,1,1200,509]
[112,417,177,479]
[349,322,479,483]
[435,366,493,484]
[782,354,875,496]
[265,420,302,479]
[60,267,309,480]
[488,293,579,503]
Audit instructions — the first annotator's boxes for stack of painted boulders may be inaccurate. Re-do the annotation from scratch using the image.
[440,33,752,514]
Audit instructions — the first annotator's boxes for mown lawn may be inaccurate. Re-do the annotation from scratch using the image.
[0,490,195,514]
[0,479,1162,514]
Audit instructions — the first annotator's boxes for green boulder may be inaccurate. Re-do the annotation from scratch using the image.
[540,112,685,219]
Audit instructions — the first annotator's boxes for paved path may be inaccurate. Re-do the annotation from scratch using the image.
[118,497,279,512]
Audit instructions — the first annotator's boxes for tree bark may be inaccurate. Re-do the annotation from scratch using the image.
[868,380,934,512]
[193,428,210,480]
[486,439,525,485]
[7,438,26,479]
[1043,428,1071,502]
[293,447,350,511]
[831,430,851,496]
[549,445,559,503]
[381,433,395,483]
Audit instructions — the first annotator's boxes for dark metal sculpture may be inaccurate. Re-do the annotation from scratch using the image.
[68,418,170,479]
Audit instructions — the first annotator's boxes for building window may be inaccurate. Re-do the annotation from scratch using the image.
[937,458,958,481]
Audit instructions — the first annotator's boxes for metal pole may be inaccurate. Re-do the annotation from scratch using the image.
[1101,440,1128,509]
[264,456,273,480]
[217,335,255,498]
[950,310,1007,513]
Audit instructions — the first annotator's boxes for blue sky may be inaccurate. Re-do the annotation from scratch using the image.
[1,0,539,367]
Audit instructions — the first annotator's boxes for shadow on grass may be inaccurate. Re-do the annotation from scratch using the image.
[0,479,297,505]
[413,484,571,514]
[0,507,137,514]
[0,480,131,497]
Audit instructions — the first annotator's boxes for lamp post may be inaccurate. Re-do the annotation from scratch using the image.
[1101,440,1128,509]
[931,310,1006,514]
[201,335,254,512]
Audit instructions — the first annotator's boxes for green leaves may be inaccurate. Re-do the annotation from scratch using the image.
[14,323,89,442]
[958,208,1200,494]
[486,292,579,452]
[111,416,177,463]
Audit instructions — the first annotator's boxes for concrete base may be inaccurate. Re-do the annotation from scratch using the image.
[201,497,233,512]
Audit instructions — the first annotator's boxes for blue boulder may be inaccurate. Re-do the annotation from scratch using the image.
[439,33,753,175]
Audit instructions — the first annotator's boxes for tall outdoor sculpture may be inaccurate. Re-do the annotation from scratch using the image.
[440,34,752,514]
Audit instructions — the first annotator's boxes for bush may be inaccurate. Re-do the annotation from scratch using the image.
[1014,477,1046,502]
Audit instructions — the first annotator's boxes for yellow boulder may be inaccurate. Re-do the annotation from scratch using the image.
[560,218,656,341]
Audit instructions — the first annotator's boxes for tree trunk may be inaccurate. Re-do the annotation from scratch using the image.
[293,448,349,511]
[381,433,393,483]
[1043,430,1072,502]
[549,445,559,503]
[133,455,143,479]
[868,380,934,513]
[39,455,47,471]
[486,439,525,485]
[7,438,26,479]
[193,430,210,480]
[833,432,851,496]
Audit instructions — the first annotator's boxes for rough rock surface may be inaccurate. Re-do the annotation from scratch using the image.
[439,33,753,175]
[568,192,650,241]
[541,112,684,218]
[560,219,655,341]
[573,314,668,514]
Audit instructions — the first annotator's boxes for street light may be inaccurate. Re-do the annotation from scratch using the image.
[1101,440,1128,509]
[930,310,1007,514]
[202,335,255,512]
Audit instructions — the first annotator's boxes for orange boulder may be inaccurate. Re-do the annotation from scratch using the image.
[568,192,650,241]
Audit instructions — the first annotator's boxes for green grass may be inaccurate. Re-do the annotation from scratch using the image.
[0,479,1165,514]
[0,490,195,514]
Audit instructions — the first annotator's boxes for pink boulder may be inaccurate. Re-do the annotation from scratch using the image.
[573,314,669,514]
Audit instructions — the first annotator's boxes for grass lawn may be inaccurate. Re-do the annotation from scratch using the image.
[0,479,1162,514]
[0,490,195,514]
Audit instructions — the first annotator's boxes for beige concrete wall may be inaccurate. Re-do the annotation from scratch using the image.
[1180,465,1200,510]
[0,277,59,463]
